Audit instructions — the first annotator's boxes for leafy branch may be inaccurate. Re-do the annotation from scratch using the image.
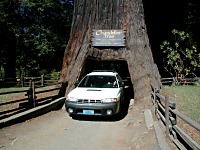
[160,29,200,79]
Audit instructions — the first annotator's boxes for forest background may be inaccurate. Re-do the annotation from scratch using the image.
[0,0,199,81]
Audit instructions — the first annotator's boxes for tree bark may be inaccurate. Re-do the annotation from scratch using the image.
[60,0,161,102]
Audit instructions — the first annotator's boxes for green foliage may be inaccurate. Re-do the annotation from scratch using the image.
[185,0,200,47]
[44,69,60,80]
[50,70,60,78]
[0,0,73,77]
[160,29,200,78]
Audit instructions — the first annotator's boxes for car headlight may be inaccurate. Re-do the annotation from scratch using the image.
[102,98,118,103]
[66,96,78,102]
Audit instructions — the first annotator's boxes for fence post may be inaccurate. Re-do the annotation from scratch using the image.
[58,81,68,97]
[27,80,33,107]
[21,75,24,87]
[172,77,175,86]
[172,94,177,125]
[32,79,36,107]
[165,96,170,138]
[41,74,44,86]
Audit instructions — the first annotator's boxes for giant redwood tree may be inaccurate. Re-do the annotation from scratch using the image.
[60,0,161,103]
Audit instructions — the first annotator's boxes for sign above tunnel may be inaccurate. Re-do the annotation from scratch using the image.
[92,30,125,47]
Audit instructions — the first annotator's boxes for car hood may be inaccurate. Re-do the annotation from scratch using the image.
[68,87,121,99]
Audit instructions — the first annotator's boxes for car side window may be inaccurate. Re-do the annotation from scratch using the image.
[105,76,117,88]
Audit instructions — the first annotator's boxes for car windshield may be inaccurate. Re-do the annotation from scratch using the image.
[78,75,118,88]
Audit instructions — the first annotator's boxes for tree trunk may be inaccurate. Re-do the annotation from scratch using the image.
[3,32,16,87]
[60,0,161,102]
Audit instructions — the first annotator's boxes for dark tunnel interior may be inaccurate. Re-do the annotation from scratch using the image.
[83,59,130,79]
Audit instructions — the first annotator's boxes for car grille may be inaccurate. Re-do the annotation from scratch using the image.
[77,99,102,103]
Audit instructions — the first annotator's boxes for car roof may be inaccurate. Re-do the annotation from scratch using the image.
[87,70,118,76]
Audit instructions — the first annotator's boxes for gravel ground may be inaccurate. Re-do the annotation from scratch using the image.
[0,98,177,150]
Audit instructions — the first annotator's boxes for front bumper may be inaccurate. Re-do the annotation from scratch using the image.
[65,101,120,116]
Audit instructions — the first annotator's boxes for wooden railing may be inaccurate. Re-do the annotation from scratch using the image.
[161,77,199,86]
[0,75,60,88]
[0,80,68,120]
[151,84,200,150]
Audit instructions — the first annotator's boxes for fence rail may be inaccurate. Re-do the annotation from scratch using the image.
[0,75,60,88]
[151,84,200,150]
[161,77,200,86]
[0,79,68,121]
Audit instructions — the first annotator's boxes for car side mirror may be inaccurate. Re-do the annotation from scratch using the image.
[119,82,125,87]
[75,81,79,87]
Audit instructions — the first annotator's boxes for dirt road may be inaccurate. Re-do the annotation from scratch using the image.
[0,101,168,150]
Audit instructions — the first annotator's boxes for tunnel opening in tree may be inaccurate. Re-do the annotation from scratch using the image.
[60,0,161,104]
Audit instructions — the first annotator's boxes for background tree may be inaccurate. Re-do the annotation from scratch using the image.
[1,0,199,88]
[143,0,200,77]
[185,0,200,51]
[160,29,200,80]
[16,0,73,76]
[0,0,73,79]
[0,0,18,81]
[60,0,161,102]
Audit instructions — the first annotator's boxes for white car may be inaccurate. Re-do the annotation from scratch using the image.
[65,70,125,116]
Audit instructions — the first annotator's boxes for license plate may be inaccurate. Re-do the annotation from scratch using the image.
[83,110,94,114]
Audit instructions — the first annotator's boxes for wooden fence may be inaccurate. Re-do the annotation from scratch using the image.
[161,77,200,86]
[0,75,60,88]
[151,84,200,150]
[0,79,68,120]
